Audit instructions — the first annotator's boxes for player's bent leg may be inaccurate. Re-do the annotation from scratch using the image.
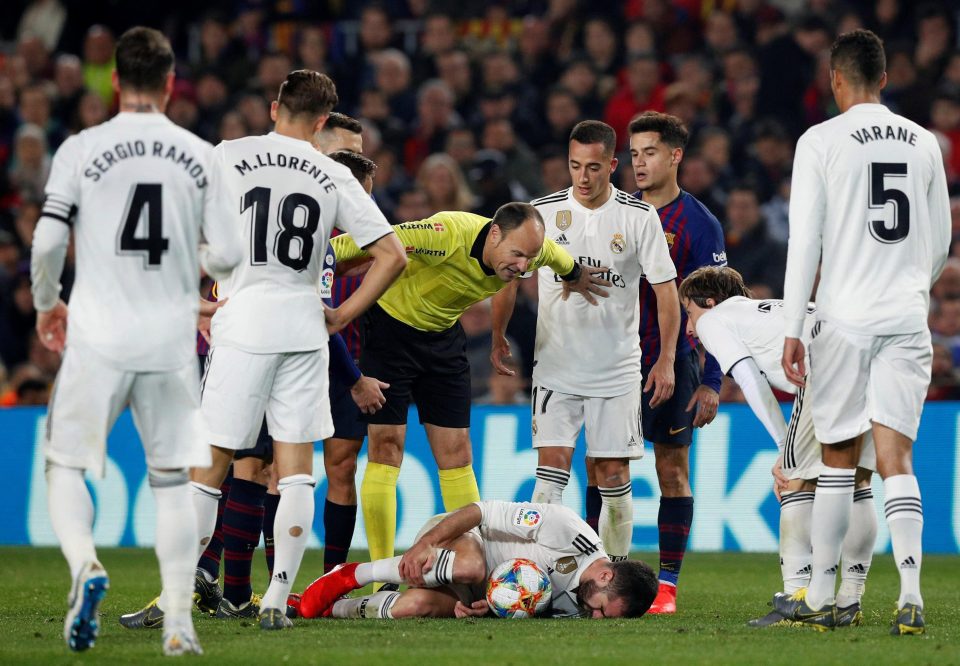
[363,424,406,563]
[651,443,693,614]
[323,436,363,573]
[594,458,632,561]
[533,446,573,504]
[333,587,460,619]
[425,424,481,512]
[873,423,924,633]
[259,441,315,629]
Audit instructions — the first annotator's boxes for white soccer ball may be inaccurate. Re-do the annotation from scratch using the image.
[485,558,552,618]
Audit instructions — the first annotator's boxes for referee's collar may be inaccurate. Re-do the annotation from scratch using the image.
[470,221,495,276]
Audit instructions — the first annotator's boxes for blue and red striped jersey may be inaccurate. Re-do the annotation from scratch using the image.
[325,229,362,362]
[636,189,727,392]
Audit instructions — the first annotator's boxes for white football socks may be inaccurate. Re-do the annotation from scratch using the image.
[332,590,401,619]
[190,481,222,561]
[152,469,197,625]
[46,462,98,581]
[532,466,569,503]
[778,490,814,594]
[807,466,855,610]
[355,549,457,588]
[884,474,924,609]
[598,482,633,561]
[837,487,877,608]
[261,475,316,611]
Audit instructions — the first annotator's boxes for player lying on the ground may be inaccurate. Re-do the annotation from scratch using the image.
[679,266,877,628]
[291,501,658,619]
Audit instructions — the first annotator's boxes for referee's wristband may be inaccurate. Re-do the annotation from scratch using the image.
[559,263,582,282]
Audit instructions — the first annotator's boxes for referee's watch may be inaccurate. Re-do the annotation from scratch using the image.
[559,263,582,282]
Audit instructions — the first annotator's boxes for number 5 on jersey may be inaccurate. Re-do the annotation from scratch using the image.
[244,186,320,271]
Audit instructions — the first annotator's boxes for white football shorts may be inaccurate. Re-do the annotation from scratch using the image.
[201,345,333,449]
[808,321,931,444]
[531,384,644,460]
[45,344,209,478]
[781,385,876,480]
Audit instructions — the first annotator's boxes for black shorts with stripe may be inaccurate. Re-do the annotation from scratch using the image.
[640,349,700,446]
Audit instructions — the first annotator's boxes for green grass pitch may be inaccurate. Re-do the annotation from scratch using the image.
[2,547,958,665]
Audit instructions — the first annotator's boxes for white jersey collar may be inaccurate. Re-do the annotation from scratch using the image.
[569,184,617,215]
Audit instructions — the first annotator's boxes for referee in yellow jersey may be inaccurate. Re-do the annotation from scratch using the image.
[330,202,610,571]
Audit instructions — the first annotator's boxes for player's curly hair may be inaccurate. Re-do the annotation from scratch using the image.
[277,70,339,118]
[328,149,377,184]
[609,560,659,617]
[678,266,752,308]
[830,29,885,89]
[628,111,689,150]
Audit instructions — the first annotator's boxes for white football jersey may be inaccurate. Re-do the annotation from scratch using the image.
[476,501,607,618]
[531,186,676,397]
[209,132,393,353]
[783,103,951,338]
[695,297,816,394]
[36,113,232,371]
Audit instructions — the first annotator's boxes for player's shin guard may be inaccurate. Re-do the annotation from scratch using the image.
[152,469,198,626]
[263,492,280,578]
[599,482,633,561]
[807,466,855,610]
[190,481,222,562]
[261,474,316,611]
[657,496,694,587]
[222,478,266,606]
[323,500,358,573]
[46,462,98,580]
[884,475,923,608]
[532,466,570,503]
[196,474,231,583]
[438,465,481,511]
[779,490,814,594]
[332,590,401,619]
[837,487,877,607]
[361,463,401,561]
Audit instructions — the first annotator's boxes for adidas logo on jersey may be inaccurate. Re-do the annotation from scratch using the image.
[900,556,918,570]
[555,234,569,245]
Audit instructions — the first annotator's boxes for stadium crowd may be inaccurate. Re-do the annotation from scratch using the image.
[2,0,960,405]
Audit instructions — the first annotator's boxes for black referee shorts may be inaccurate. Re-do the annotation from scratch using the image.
[640,349,701,446]
[359,303,471,428]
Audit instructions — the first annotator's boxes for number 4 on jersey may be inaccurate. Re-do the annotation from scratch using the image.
[117,183,169,268]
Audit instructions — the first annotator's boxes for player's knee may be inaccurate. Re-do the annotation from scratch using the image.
[453,555,488,586]
[368,434,405,466]
[654,456,688,490]
[324,454,358,489]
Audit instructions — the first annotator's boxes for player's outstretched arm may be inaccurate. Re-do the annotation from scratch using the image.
[325,232,406,334]
[645,279,680,407]
[491,280,520,375]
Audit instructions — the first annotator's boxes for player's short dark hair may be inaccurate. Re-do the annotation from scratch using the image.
[277,70,339,119]
[569,120,617,156]
[328,149,377,183]
[609,560,659,618]
[115,27,174,93]
[679,266,752,307]
[830,29,885,89]
[628,111,690,150]
[323,111,363,135]
[491,202,543,235]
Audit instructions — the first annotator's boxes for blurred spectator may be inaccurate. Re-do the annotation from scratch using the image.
[254,51,293,103]
[723,183,786,295]
[467,150,515,217]
[359,88,407,152]
[18,35,53,82]
[237,94,272,135]
[336,3,397,108]
[82,25,115,107]
[194,72,230,143]
[933,257,960,302]
[196,13,250,91]
[703,11,739,61]
[0,269,35,368]
[604,54,665,150]
[539,147,570,196]
[392,186,432,223]
[679,154,724,218]
[404,79,461,173]
[166,81,198,132]
[18,83,66,149]
[930,88,960,180]
[559,58,603,120]
[413,12,458,83]
[52,54,85,129]
[8,124,50,203]
[538,86,581,150]
[296,26,331,75]
[74,90,108,132]
[17,0,67,51]
[931,297,960,363]
[445,126,478,173]
[373,49,416,124]
[218,111,249,142]
[883,44,929,125]
[743,119,793,203]
[416,153,475,214]
[481,118,541,200]
[581,16,620,91]
[435,49,476,119]
[928,343,960,400]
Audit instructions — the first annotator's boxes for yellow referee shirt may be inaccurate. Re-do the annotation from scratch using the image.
[332,211,575,332]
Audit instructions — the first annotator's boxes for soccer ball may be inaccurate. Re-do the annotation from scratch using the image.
[485,558,552,618]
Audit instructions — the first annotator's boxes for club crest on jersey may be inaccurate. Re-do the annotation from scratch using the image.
[555,556,577,574]
[556,210,572,231]
[664,232,675,247]
[610,233,625,254]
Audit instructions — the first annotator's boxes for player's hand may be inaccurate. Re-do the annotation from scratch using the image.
[36,299,68,353]
[490,335,515,376]
[324,304,348,335]
[771,454,789,502]
[454,600,491,618]
[350,375,389,414]
[562,265,611,305]
[644,356,675,408]
[198,297,227,344]
[781,337,806,388]
[398,541,436,587]
[686,385,719,428]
